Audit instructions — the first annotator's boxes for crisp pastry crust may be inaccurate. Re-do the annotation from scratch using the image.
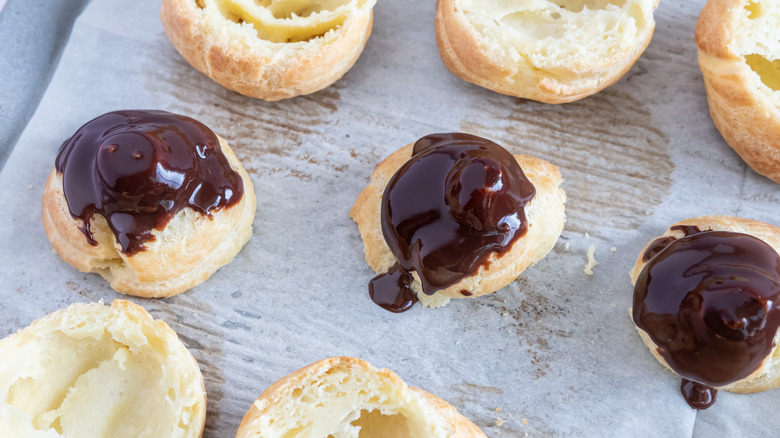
[350,142,566,307]
[435,0,658,103]
[236,356,486,438]
[41,135,257,298]
[0,300,206,438]
[696,0,780,184]
[160,0,376,101]
[630,215,780,394]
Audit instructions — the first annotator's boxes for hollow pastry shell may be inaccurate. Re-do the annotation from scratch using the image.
[0,300,206,438]
[435,0,659,103]
[161,0,375,101]
[236,356,486,438]
[696,0,780,184]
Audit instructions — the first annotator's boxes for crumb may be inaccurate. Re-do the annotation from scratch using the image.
[522,419,528,425]
[610,303,616,308]
[496,417,504,427]
[584,245,598,275]
[564,241,570,250]
[501,312,509,317]
[495,407,502,413]
[585,232,590,238]
[27,184,33,190]
[610,247,617,252]
[193,313,198,317]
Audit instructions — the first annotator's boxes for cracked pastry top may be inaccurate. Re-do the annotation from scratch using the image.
[0,300,206,438]
[161,0,376,101]
[41,110,257,298]
[697,0,780,184]
[435,0,659,103]
[350,133,565,312]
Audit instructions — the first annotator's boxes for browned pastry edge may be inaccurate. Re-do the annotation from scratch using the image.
[236,356,486,437]
[696,0,780,184]
[161,0,374,101]
[435,0,658,103]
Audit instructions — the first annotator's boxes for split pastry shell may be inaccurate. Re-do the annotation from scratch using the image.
[0,300,206,437]
[161,0,376,101]
[696,0,780,184]
[236,356,486,438]
[435,0,659,103]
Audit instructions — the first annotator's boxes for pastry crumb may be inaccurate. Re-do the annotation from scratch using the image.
[610,247,617,252]
[501,312,509,317]
[522,418,528,425]
[495,407,502,413]
[584,245,598,275]
[496,417,504,427]
[564,241,570,250]
[27,184,33,189]
[610,303,616,308]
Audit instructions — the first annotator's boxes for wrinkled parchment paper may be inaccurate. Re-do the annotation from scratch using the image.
[1,0,779,436]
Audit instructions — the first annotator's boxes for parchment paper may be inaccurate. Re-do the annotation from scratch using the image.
[1,0,779,436]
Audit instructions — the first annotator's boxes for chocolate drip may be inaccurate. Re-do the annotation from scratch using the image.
[368,263,418,313]
[634,229,780,409]
[369,133,536,312]
[55,110,243,255]
[680,379,717,410]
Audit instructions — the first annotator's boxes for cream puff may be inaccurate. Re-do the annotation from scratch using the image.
[42,110,256,298]
[631,215,780,409]
[350,133,565,312]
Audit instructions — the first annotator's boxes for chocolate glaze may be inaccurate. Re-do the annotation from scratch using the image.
[55,110,243,255]
[634,228,780,409]
[368,133,536,312]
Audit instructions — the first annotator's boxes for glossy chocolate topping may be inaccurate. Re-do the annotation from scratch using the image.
[634,228,780,409]
[55,110,243,255]
[368,264,418,313]
[680,379,717,410]
[368,133,536,312]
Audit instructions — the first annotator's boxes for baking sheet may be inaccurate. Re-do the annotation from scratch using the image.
[1,0,779,436]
